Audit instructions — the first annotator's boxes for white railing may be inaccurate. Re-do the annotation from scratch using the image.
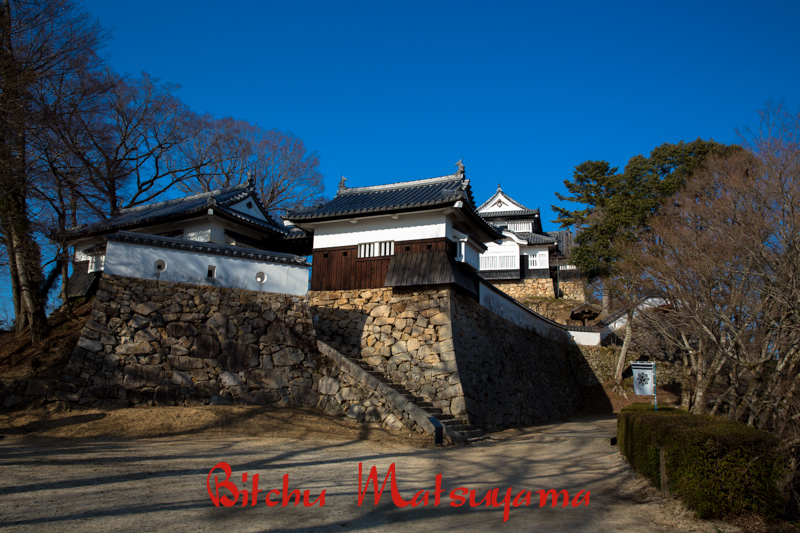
[507,222,532,233]
[358,241,394,258]
[558,264,577,270]
[528,254,549,269]
[480,254,519,271]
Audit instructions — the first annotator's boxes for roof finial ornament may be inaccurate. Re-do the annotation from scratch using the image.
[245,170,255,189]
[455,159,465,177]
[338,175,347,190]
[498,182,502,191]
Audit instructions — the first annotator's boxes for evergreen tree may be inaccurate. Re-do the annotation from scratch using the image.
[552,139,737,281]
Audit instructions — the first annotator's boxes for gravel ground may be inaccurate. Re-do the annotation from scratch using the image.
[0,408,735,532]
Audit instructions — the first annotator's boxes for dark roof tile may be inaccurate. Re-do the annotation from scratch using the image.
[66,262,101,298]
[511,231,556,245]
[286,172,501,241]
[107,231,309,266]
[480,209,540,218]
[287,174,472,221]
[67,181,286,239]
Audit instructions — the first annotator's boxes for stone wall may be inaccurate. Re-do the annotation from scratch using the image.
[7,274,677,436]
[557,279,585,301]
[60,275,319,408]
[450,290,581,431]
[0,379,55,409]
[309,287,464,417]
[489,278,555,299]
[310,285,584,432]
[49,275,432,435]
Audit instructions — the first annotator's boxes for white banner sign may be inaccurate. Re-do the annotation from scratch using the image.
[631,361,656,396]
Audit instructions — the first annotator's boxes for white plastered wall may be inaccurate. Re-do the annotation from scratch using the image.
[478,191,523,214]
[182,218,227,244]
[104,240,309,296]
[480,239,521,270]
[520,245,550,269]
[312,212,448,249]
[477,280,599,345]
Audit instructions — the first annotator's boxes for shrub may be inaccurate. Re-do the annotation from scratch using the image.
[618,404,787,518]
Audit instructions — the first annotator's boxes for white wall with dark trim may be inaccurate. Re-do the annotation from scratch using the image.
[104,240,309,295]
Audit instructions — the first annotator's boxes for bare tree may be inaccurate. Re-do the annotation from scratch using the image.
[51,71,210,216]
[621,105,800,507]
[0,0,105,341]
[626,149,800,414]
[179,117,325,214]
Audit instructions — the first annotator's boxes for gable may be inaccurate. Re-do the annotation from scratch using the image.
[478,191,527,214]
[228,193,272,223]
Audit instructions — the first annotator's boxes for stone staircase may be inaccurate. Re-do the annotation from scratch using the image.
[346,353,486,443]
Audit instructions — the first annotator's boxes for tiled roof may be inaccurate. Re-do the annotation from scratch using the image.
[564,325,601,332]
[213,205,286,233]
[107,231,309,266]
[66,181,286,239]
[511,231,556,245]
[571,302,601,315]
[286,173,473,220]
[66,261,101,298]
[286,171,502,241]
[596,309,626,328]
[480,209,540,218]
[283,227,311,240]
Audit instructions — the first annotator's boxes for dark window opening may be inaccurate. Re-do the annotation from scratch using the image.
[207,265,216,278]
[323,252,328,258]
[343,251,348,256]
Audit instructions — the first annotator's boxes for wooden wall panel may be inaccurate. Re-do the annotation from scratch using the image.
[310,238,454,291]
[394,238,452,255]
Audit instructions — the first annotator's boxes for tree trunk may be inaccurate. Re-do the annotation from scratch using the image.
[60,248,71,317]
[614,308,634,384]
[11,227,49,342]
[680,362,692,410]
[602,287,611,316]
[2,229,27,332]
[691,381,709,415]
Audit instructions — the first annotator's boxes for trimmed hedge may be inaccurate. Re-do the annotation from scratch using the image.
[618,404,786,518]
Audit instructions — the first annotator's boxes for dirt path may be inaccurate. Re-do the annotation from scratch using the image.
[0,407,735,532]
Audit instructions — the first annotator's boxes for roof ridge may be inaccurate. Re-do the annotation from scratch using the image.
[109,230,308,264]
[214,204,287,234]
[479,208,540,217]
[118,181,250,215]
[339,173,463,194]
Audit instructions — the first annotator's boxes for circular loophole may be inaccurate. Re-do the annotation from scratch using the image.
[154,259,167,272]
[255,271,267,284]
[246,201,253,209]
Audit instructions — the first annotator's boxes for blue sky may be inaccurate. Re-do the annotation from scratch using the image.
[84,0,799,231]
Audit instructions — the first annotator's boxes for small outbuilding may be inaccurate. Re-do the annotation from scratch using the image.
[65,179,312,296]
[569,302,601,326]
[283,162,502,292]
